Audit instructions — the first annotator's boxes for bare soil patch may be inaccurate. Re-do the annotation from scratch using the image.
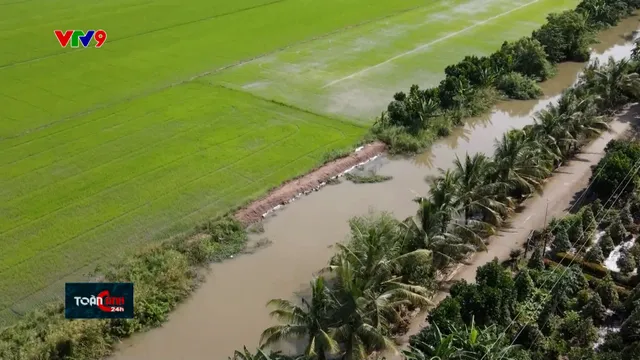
[234,141,386,224]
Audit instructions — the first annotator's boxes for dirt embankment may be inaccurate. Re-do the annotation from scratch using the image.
[234,141,387,224]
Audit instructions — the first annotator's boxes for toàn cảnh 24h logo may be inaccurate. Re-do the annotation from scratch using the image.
[65,282,133,319]
[54,30,107,48]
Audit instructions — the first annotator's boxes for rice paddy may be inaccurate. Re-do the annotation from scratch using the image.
[0,0,578,324]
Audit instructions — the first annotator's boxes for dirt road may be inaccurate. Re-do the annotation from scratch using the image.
[398,107,638,344]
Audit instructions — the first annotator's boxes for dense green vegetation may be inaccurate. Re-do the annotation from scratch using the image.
[2,0,575,319]
[226,3,640,357]
[372,0,639,153]
[0,218,248,359]
[402,140,640,360]
[2,0,639,359]
[226,46,640,360]
[344,171,393,184]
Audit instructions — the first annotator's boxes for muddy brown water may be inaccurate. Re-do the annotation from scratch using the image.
[113,16,640,360]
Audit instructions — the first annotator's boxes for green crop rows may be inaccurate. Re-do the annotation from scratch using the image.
[0,0,578,324]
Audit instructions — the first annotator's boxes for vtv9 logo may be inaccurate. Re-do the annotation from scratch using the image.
[54,30,107,48]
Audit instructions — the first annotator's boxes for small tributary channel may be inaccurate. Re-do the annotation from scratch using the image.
[112,16,640,360]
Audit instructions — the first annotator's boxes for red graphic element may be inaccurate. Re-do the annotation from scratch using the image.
[97,290,111,312]
[94,29,107,48]
[54,30,73,47]
[96,290,125,312]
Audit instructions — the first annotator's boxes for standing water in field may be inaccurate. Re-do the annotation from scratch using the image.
[112,16,640,360]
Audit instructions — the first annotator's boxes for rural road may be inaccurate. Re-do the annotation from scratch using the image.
[396,106,638,346]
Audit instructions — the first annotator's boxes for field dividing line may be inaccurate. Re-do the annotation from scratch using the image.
[1,2,437,141]
[217,83,359,132]
[321,0,542,89]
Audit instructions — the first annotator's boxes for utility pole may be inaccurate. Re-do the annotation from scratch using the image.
[544,198,549,226]
[542,199,550,254]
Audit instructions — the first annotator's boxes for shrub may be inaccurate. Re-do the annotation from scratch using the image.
[621,204,635,230]
[597,273,620,308]
[495,72,543,100]
[528,247,545,271]
[581,291,607,325]
[582,207,597,234]
[576,0,632,29]
[568,218,586,247]
[515,268,535,301]
[599,232,616,258]
[426,297,463,330]
[620,306,640,343]
[585,245,605,264]
[609,218,629,245]
[497,37,556,80]
[372,125,429,154]
[532,10,596,63]
[552,226,572,254]
[555,252,610,279]
[438,75,473,109]
[617,248,637,275]
[591,199,603,218]
[625,283,640,313]
[591,140,640,200]
[385,85,438,132]
[444,55,494,86]
[559,310,599,346]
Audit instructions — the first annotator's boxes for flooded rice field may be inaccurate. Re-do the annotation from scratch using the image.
[113,16,640,360]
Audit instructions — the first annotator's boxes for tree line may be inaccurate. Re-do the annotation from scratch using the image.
[372,0,640,154]
[402,138,640,360]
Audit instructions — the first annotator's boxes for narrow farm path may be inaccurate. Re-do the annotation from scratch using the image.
[397,106,639,346]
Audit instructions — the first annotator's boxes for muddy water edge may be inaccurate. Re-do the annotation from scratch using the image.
[112,16,640,360]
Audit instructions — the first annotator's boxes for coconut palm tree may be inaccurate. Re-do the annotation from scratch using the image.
[532,102,576,160]
[428,169,461,227]
[555,89,609,154]
[331,213,434,292]
[229,347,283,360]
[327,257,433,360]
[402,200,488,269]
[402,325,471,360]
[450,153,511,226]
[320,213,434,360]
[582,57,640,110]
[403,319,520,360]
[449,319,520,360]
[260,277,340,360]
[492,129,552,197]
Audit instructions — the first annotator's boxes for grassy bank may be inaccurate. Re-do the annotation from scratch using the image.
[0,218,248,359]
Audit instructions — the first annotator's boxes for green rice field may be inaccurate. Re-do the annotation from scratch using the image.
[0,0,579,324]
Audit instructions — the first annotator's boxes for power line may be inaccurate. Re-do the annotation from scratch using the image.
[476,139,618,360]
[493,154,640,359]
